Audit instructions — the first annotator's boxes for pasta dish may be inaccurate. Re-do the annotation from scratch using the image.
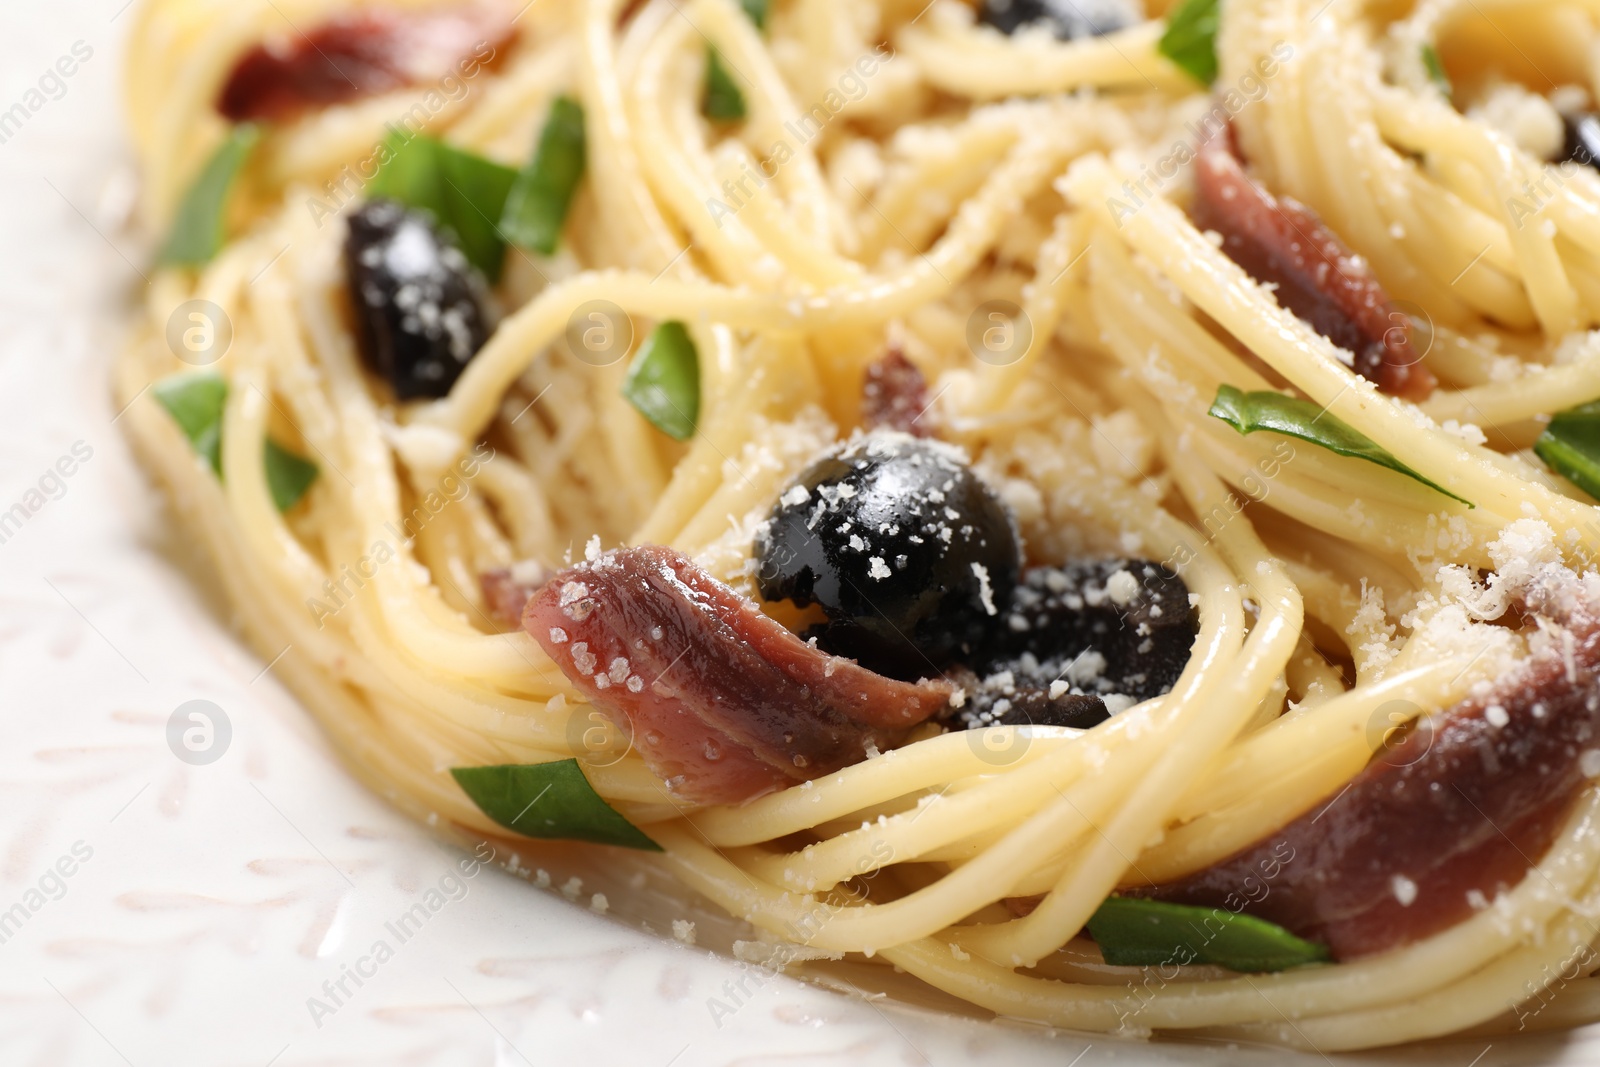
[115,0,1600,1047]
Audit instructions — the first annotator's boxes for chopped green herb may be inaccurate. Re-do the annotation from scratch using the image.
[1421,44,1452,100]
[1208,384,1472,507]
[160,124,263,267]
[500,96,587,256]
[704,51,748,121]
[624,321,700,441]
[368,132,519,282]
[1158,0,1220,86]
[153,372,228,474]
[152,372,320,512]
[1535,400,1600,501]
[451,761,662,851]
[263,439,320,512]
[1087,897,1332,972]
[702,0,771,121]
[738,0,770,26]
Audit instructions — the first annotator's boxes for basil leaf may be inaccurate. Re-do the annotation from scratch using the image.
[501,96,587,256]
[1535,401,1600,500]
[739,0,770,27]
[369,132,519,282]
[1158,0,1220,86]
[1208,385,1473,507]
[1087,897,1331,972]
[451,761,662,851]
[264,439,320,512]
[624,322,700,441]
[153,372,228,474]
[160,124,263,267]
[1421,44,1452,100]
[702,0,770,121]
[152,372,320,512]
[704,50,748,121]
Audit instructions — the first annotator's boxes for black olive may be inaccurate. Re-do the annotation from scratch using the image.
[951,663,1113,730]
[1562,111,1600,169]
[344,198,491,401]
[978,0,1140,40]
[755,432,1021,680]
[957,561,1196,731]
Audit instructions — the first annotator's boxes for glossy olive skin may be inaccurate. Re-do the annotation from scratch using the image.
[957,560,1197,731]
[755,433,1021,680]
[978,0,1139,40]
[344,198,491,400]
[1562,111,1600,169]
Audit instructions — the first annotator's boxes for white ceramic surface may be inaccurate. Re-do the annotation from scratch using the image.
[1,3,1597,1064]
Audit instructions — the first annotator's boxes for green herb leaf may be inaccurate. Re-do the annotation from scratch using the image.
[1158,0,1220,86]
[1421,44,1452,100]
[368,132,519,282]
[1208,384,1472,507]
[738,0,770,28]
[153,372,229,474]
[451,761,662,851]
[264,439,320,512]
[1087,897,1331,972]
[1535,400,1600,500]
[624,321,700,441]
[500,97,587,256]
[702,0,770,121]
[704,50,748,121]
[152,372,320,512]
[160,124,263,267]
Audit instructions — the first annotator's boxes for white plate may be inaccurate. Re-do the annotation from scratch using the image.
[0,3,1593,1063]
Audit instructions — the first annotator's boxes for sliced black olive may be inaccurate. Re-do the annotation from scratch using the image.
[1561,111,1600,169]
[956,561,1196,731]
[755,432,1021,680]
[950,663,1114,730]
[978,0,1140,40]
[344,198,491,401]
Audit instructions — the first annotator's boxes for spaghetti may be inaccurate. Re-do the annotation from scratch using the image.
[115,0,1600,1048]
